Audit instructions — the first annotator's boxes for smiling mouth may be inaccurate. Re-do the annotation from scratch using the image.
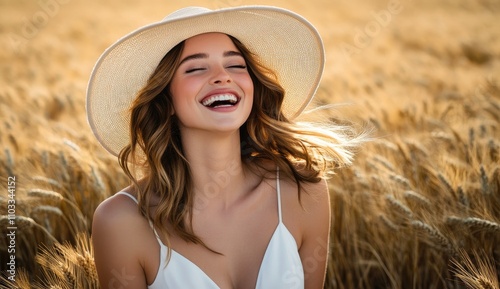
[201,94,240,108]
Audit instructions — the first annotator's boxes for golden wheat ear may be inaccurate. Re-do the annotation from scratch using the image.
[451,249,499,289]
[1,232,98,289]
[35,232,98,289]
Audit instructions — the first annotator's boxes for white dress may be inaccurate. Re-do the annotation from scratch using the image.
[116,169,304,289]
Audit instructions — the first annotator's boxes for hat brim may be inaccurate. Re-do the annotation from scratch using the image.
[86,6,325,156]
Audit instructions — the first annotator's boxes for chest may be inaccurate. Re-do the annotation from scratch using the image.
[144,176,304,288]
[149,222,304,289]
[168,191,280,288]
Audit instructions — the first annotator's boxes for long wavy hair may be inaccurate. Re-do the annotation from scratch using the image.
[119,34,362,257]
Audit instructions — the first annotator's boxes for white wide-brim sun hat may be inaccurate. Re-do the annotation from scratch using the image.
[86,6,325,156]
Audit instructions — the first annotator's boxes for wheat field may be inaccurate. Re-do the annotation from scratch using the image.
[0,0,499,288]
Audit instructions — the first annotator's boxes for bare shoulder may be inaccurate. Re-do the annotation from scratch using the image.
[301,178,330,209]
[282,177,330,221]
[93,191,142,232]
[92,191,158,288]
[279,176,331,288]
[92,189,159,253]
[279,172,330,237]
[278,166,330,211]
[92,182,149,233]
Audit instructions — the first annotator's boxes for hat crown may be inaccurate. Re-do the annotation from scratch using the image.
[163,7,212,21]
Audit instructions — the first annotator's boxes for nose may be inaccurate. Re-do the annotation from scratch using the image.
[210,67,232,85]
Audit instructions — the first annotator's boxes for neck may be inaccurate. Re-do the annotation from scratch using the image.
[180,128,251,208]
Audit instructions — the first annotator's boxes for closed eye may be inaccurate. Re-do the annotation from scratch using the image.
[185,67,206,73]
[227,65,247,69]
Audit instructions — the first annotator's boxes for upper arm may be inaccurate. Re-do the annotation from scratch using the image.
[92,196,148,289]
[298,179,331,289]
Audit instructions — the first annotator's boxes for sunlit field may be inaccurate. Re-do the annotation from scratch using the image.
[0,0,499,288]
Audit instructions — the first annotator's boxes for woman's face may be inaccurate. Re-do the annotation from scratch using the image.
[170,32,254,134]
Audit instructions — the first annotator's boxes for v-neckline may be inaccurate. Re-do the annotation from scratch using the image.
[117,167,291,288]
[151,222,290,289]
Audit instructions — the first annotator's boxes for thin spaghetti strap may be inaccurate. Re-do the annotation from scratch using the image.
[115,191,139,204]
[276,166,283,223]
[150,223,162,242]
[115,191,162,243]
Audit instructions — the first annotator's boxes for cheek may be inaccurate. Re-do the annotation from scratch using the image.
[171,95,192,118]
[170,78,199,112]
[170,90,189,117]
[239,74,254,97]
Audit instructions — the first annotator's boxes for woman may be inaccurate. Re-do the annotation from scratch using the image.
[87,6,363,289]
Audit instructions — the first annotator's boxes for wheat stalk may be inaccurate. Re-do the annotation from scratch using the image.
[479,124,488,138]
[31,205,78,236]
[395,140,411,163]
[490,167,499,196]
[403,190,431,206]
[34,233,98,288]
[10,215,34,230]
[28,188,88,229]
[36,248,76,289]
[411,220,454,255]
[431,131,454,144]
[58,151,70,182]
[477,278,499,289]
[16,216,58,243]
[8,134,19,152]
[28,188,64,202]
[4,147,14,175]
[32,176,64,190]
[479,165,490,195]
[438,173,456,196]
[373,155,396,172]
[457,186,470,210]
[447,215,500,237]
[488,140,498,161]
[379,214,399,231]
[462,217,500,233]
[485,106,500,122]
[469,127,476,147]
[386,195,413,219]
[389,173,412,189]
[405,140,430,157]
[73,233,98,284]
[63,138,80,152]
[366,160,379,172]
[450,127,465,145]
[369,117,381,130]
[370,175,385,188]
[452,249,499,289]
[41,150,49,168]
[446,216,463,225]
[75,253,98,283]
[373,139,399,153]
[31,205,63,233]
[62,263,76,289]
[0,268,31,289]
[90,166,105,191]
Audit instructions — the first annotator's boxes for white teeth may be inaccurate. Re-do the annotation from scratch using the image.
[202,94,238,107]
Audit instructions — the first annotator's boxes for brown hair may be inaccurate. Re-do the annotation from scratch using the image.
[119,34,360,258]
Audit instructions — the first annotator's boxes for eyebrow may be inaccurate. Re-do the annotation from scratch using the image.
[179,50,243,66]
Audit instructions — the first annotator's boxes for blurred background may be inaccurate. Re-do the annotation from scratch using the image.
[1,0,499,288]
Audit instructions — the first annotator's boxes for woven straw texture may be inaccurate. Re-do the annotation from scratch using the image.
[86,6,324,156]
